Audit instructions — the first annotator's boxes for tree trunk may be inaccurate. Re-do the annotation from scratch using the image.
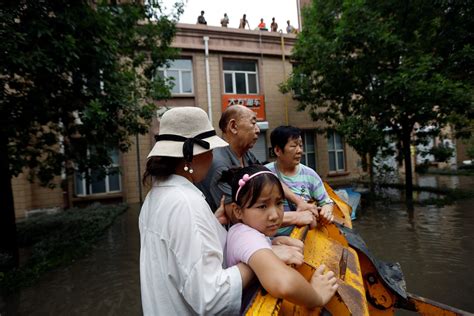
[402,130,414,205]
[0,134,18,271]
[368,153,375,195]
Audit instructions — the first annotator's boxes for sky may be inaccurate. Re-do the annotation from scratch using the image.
[160,0,300,30]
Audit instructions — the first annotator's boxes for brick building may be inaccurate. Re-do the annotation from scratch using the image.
[11,22,363,218]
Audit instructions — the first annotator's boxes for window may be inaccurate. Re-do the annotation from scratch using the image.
[75,149,121,196]
[157,59,193,95]
[328,131,345,172]
[223,60,259,94]
[301,130,316,170]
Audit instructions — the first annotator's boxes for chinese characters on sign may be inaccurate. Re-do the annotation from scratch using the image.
[222,94,266,121]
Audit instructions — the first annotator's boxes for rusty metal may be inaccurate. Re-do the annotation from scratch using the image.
[339,248,348,281]
[397,293,473,316]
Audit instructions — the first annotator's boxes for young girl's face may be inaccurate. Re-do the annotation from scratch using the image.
[236,183,284,236]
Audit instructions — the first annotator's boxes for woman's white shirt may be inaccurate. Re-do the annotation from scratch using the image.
[139,174,242,315]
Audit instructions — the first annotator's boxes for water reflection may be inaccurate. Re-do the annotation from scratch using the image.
[2,205,142,316]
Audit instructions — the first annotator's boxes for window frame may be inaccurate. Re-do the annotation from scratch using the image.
[157,58,194,95]
[223,60,259,95]
[74,149,122,196]
[301,130,317,170]
[328,130,346,172]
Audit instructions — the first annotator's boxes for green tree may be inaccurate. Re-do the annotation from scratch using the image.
[0,0,182,271]
[336,116,387,193]
[285,0,473,203]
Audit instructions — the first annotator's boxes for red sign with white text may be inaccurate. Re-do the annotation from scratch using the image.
[221,94,266,121]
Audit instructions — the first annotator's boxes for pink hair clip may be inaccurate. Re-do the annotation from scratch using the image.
[235,171,276,201]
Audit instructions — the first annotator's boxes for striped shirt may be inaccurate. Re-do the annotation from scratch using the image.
[265,162,333,235]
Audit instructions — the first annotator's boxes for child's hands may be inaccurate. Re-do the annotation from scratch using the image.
[310,264,338,306]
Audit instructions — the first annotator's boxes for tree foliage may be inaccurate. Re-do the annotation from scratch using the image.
[0,0,182,269]
[285,0,473,201]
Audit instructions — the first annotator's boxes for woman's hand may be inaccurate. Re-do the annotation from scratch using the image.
[318,204,334,225]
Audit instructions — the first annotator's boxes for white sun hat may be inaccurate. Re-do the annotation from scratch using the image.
[147,107,228,160]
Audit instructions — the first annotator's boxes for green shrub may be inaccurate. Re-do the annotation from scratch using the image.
[0,203,127,292]
[429,144,454,162]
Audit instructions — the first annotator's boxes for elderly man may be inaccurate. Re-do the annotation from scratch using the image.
[198,105,325,232]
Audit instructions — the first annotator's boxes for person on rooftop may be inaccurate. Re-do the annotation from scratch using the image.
[270,17,278,32]
[258,18,267,31]
[239,14,250,29]
[286,20,297,34]
[197,10,207,25]
[221,13,229,27]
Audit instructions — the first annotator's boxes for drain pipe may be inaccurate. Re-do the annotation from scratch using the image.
[203,36,213,123]
[280,31,289,125]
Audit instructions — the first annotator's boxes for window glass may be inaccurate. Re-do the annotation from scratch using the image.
[337,152,345,170]
[328,130,345,171]
[329,152,336,171]
[181,71,192,93]
[74,148,121,196]
[170,59,192,69]
[110,149,119,164]
[91,170,106,194]
[248,74,257,94]
[328,132,335,150]
[235,73,246,94]
[305,134,315,152]
[108,168,121,192]
[302,130,317,170]
[224,73,233,93]
[75,173,84,195]
[157,58,193,95]
[335,133,343,149]
[223,60,256,71]
[307,153,316,170]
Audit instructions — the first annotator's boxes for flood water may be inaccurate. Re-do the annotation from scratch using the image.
[353,174,474,314]
[1,175,473,315]
[1,205,143,316]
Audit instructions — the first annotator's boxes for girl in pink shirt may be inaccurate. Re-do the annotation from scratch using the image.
[222,165,338,310]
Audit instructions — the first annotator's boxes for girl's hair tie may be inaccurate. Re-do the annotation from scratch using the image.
[238,174,251,187]
[235,171,276,201]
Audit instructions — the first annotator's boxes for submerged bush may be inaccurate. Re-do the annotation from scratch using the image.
[430,144,454,163]
[0,203,127,292]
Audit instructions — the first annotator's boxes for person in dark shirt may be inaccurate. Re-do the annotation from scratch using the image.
[270,17,278,32]
[197,10,207,25]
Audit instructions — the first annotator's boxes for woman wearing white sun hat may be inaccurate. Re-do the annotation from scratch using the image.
[139,106,253,315]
